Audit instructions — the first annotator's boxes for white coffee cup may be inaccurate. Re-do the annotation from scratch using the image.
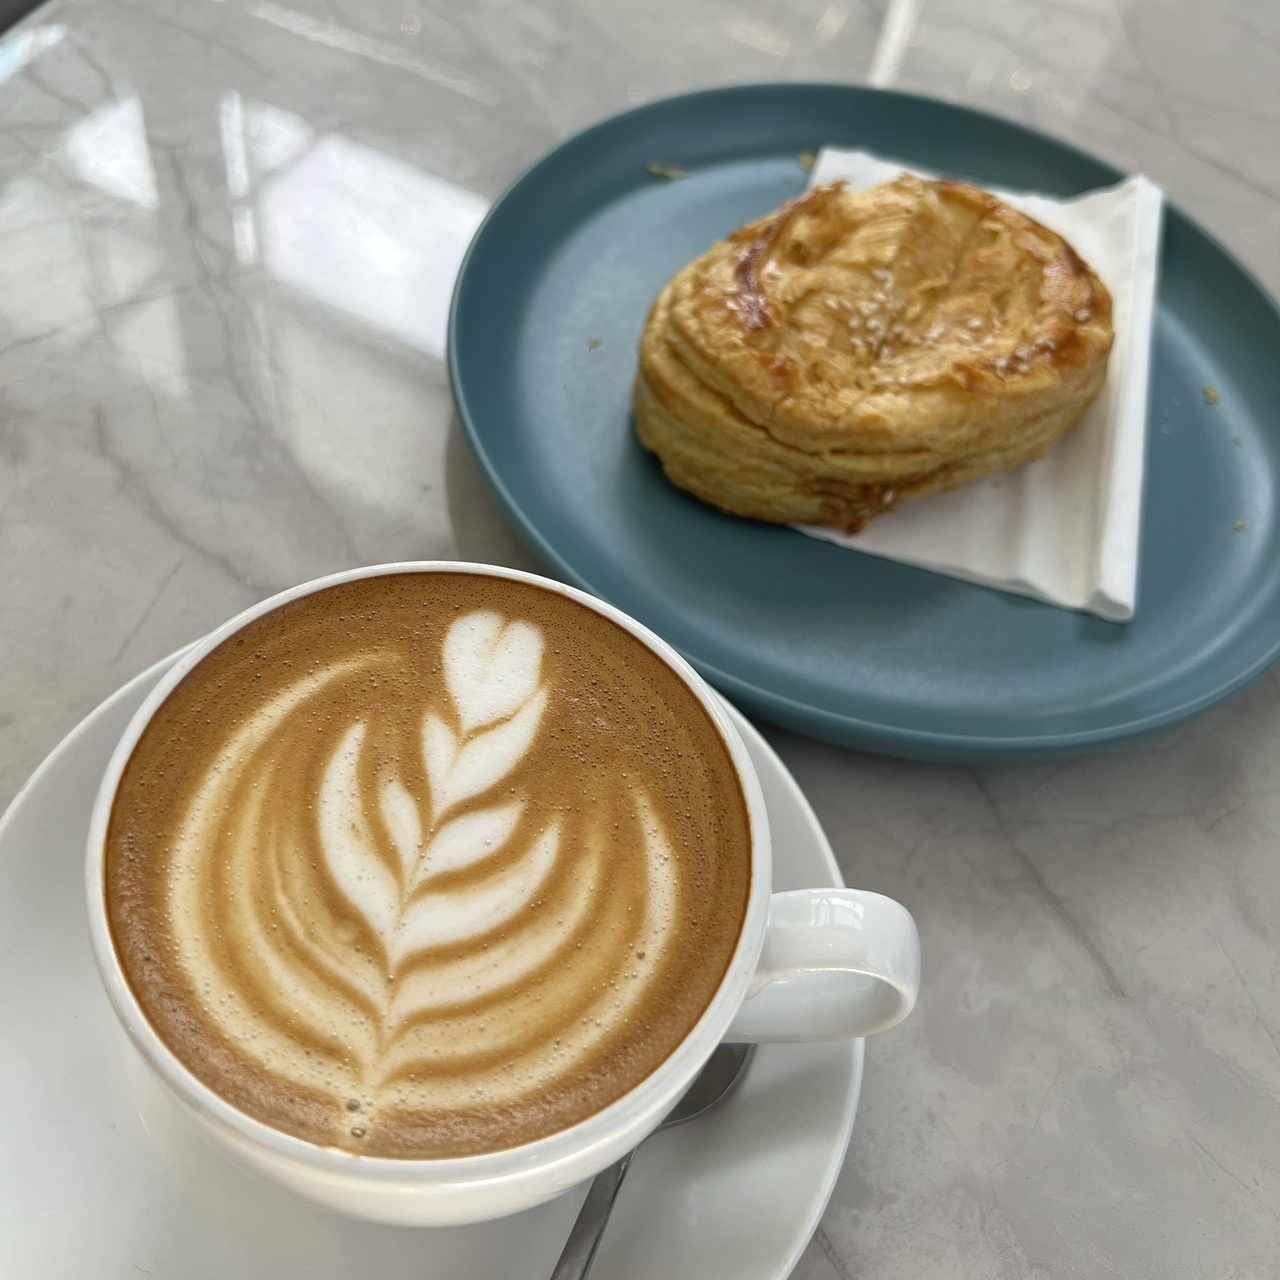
[86,562,919,1227]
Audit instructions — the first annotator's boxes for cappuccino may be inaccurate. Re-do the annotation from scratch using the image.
[104,573,751,1158]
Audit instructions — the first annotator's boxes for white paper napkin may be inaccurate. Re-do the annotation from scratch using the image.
[795,148,1163,622]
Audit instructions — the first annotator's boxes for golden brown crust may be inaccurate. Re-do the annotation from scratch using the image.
[633,175,1114,530]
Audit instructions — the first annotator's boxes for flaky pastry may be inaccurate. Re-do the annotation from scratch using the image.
[634,175,1114,530]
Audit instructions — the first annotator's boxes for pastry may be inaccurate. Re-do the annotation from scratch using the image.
[634,175,1114,530]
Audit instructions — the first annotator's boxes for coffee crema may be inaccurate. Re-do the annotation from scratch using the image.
[105,574,751,1158]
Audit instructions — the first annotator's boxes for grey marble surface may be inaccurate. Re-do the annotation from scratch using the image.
[2,1,1278,1276]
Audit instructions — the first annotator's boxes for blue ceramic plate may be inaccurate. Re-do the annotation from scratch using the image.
[449,85,1280,760]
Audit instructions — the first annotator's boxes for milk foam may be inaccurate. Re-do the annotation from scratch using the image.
[108,574,750,1158]
[163,611,679,1122]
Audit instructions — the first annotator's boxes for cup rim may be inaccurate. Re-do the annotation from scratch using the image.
[85,561,772,1189]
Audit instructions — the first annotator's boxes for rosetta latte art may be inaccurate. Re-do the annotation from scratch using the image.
[167,610,678,1138]
[107,574,751,1157]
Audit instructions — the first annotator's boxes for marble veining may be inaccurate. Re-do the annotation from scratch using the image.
[1,1,1278,1276]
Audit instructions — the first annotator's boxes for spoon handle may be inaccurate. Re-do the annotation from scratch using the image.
[548,1151,635,1280]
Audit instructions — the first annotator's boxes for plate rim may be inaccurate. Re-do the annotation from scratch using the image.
[447,81,1280,757]
[0,645,861,1279]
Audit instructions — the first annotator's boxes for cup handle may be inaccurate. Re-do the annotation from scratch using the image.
[724,889,920,1042]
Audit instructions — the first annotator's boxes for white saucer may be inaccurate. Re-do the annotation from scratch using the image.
[0,649,860,1279]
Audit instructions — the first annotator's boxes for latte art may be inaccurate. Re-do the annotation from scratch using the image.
[167,613,675,1098]
[106,575,750,1158]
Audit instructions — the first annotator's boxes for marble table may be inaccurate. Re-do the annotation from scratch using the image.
[2,1,1278,1276]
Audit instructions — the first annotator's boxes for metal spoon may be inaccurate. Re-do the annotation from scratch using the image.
[548,1044,755,1280]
